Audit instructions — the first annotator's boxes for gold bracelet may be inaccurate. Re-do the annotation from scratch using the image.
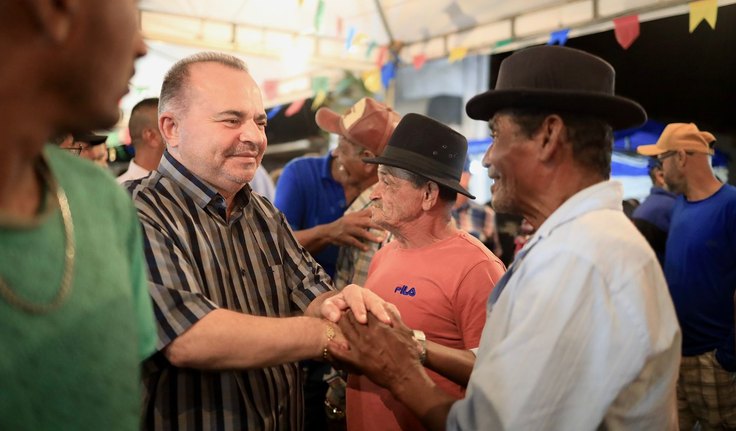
[323,323,336,361]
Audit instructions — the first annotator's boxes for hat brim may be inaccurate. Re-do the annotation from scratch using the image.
[636,144,666,157]
[315,107,341,134]
[363,155,476,200]
[466,89,647,130]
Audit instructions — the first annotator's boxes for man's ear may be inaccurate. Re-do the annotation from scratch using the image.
[28,0,80,44]
[159,113,179,148]
[537,114,565,162]
[421,182,440,211]
[361,150,377,173]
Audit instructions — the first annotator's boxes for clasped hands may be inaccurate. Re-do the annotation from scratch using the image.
[319,284,424,390]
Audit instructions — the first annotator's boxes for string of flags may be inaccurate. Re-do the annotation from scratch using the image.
[265,0,720,117]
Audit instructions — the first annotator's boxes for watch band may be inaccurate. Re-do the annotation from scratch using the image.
[412,329,427,365]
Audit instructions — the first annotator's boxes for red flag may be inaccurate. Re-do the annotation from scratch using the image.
[413,54,427,70]
[263,80,279,100]
[285,99,306,117]
[375,46,388,67]
[613,15,640,50]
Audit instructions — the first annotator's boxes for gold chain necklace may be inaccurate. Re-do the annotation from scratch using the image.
[0,180,75,314]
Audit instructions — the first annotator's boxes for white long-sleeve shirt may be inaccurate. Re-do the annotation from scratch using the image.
[448,181,681,431]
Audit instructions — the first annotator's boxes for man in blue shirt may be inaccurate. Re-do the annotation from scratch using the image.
[638,122,736,430]
[274,152,355,277]
[631,157,677,264]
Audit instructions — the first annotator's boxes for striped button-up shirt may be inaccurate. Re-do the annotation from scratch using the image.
[128,151,333,431]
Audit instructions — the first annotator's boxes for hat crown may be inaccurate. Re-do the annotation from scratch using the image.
[465,45,647,130]
[362,113,475,199]
[659,123,715,152]
[315,97,399,155]
[387,114,467,178]
[496,46,615,95]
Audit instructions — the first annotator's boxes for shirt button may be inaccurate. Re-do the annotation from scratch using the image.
[240,269,247,276]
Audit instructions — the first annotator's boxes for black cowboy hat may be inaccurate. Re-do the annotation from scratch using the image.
[362,113,475,199]
[466,45,646,130]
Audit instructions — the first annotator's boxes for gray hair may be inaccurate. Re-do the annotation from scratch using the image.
[159,52,248,116]
[378,165,457,203]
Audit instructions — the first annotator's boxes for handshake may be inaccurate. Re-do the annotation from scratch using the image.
[316,285,426,392]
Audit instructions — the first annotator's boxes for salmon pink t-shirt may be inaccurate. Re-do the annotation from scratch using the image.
[346,231,505,431]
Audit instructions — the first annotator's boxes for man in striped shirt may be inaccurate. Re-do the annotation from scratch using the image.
[128,51,390,431]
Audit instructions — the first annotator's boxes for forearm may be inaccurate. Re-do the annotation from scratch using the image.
[164,309,327,369]
[424,341,476,386]
[293,224,332,254]
[391,368,457,431]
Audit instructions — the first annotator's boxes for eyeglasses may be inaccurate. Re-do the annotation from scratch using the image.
[656,151,677,162]
[60,146,83,156]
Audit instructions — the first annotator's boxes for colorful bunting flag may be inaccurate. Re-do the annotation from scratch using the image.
[493,38,513,49]
[448,47,468,63]
[366,41,377,58]
[314,0,325,33]
[413,54,427,70]
[263,80,279,100]
[311,91,327,110]
[345,27,356,51]
[689,0,718,32]
[311,76,329,93]
[285,99,306,117]
[381,62,396,89]
[547,28,570,45]
[266,105,283,120]
[375,46,388,67]
[336,17,343,37]
[362,69,381,94]
[613,15,640,50]
[353,33,368,46]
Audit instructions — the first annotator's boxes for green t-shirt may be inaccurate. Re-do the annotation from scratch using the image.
[0,146,156,430]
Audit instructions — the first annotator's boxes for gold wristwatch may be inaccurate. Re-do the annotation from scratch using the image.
[412,330,427,365]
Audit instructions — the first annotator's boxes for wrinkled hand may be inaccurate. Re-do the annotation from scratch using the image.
[327,310,423,391]
[321,284,399,324]
[327,208,384,250]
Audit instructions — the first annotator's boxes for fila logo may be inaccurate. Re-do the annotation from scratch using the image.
[394,285,416,297]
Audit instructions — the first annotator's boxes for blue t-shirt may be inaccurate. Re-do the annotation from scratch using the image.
[665,184,736,370]
[274,153,346,277]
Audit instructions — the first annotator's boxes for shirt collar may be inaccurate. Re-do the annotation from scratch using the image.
[529,180,623,246]
[127,159,150,176]
[158,150,251,211]
[320,152,335,180]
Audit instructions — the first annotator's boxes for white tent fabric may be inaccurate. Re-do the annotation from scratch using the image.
[130,0,713,111]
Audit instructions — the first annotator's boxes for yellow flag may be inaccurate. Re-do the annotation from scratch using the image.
[311,90,327,110]
[448,47,468,63]
[362,69,381,94]
[689,0,718,32]
[353,33,368,46]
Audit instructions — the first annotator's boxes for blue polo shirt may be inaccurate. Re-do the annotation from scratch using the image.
[274,153,346,277]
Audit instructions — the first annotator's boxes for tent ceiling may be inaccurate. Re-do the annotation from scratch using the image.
[131,0,708,109]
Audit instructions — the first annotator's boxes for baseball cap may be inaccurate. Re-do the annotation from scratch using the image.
[315,97,400,155]
[637,123,715,157]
